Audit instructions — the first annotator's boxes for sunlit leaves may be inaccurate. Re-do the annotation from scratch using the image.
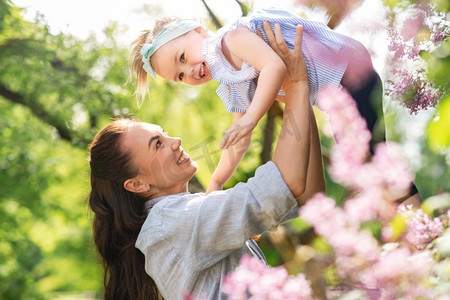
[427,95,450,151]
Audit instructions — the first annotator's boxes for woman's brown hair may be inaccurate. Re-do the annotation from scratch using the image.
[88,118,160,299]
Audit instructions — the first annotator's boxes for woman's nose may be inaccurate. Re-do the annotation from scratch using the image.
[170,137,182,150]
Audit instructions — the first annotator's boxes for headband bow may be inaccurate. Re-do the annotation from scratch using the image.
[141,19,201,79]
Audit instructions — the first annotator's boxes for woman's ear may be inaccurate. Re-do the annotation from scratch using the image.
[124,178,147,193]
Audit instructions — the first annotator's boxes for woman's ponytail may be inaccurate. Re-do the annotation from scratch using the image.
[88,118,160,299]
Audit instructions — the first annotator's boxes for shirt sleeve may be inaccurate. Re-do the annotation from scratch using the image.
[145,161,297,271]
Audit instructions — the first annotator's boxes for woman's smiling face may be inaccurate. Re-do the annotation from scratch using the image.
[122,122,197,197]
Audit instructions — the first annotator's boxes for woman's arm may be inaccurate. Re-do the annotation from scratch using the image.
[295,105,325,205]
[220,27,287,149]
[268,24,324,200]
[206,113,251,194]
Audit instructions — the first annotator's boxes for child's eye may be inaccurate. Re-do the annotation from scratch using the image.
[180,53,185,62]
[178,73,184,81]
[156,140,162,148]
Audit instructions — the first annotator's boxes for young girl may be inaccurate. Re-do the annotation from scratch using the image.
[130,8,393,194]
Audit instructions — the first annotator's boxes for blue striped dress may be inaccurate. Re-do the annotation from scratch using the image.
[202,8,362,113]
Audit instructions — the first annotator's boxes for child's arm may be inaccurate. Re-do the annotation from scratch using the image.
[206,113,251,194]
[220,25,287,149]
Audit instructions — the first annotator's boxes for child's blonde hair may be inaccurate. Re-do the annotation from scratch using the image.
[130,17,180,100]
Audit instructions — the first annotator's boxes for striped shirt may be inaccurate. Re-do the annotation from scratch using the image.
[202,8,361,113]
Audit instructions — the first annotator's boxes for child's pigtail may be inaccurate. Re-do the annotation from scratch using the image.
[130,31,152,103]
[129,17,180,104]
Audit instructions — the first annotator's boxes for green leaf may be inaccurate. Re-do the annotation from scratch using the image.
[427,95,450,151]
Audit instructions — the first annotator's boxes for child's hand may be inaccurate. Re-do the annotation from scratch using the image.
[220,113,256,149]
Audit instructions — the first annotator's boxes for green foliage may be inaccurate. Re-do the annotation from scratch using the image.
[0,98,103,298]
[428,95,450,151]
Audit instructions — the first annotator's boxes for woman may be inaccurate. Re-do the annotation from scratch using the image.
[88,23,324,300]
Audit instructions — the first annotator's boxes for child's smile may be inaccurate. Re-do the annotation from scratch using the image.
[198,62,209,79]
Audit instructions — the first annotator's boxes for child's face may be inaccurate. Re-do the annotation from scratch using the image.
[150,27,212,86]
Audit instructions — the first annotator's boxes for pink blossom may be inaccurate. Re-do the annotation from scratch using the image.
[386,67,440,114]
[400,12,425,41]
[300,194,347,237]
[332,230,379,259]
[344,191,383,224]
[281,276,313,300]
[360,247,434,299]
[391,69,418,95]
[318,88,371,149]
[221,255,263,299]
[317,88,414,201]
[222,255,313,299]
[370,143,414,198]
[318,88,372,187]
[405,81,440,114]
[387,29,407,61]
[301,195,381,280]
[248,267,288,298]
[431,26,449,43]
[400,206,445,250]
[384,2,446,114]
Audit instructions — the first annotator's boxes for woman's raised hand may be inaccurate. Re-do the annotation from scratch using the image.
[260,22,308,91]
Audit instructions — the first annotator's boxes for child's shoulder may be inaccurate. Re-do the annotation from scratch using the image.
[224,26,253,39]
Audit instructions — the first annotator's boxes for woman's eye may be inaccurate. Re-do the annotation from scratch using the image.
[178,73,184,81]
[156,140,162,148]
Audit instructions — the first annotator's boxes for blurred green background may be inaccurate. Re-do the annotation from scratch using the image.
[0,0,448,298]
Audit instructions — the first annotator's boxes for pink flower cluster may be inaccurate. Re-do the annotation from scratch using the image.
[222,255,313,300]
[387,68,440,114]
[318,88,413,209]
[300,193,380,279]
[299,196,437,299]
[318,88,370,186]
[399,205,445,250]
[385,3,445,113]
[221,83,446,299]
[359,247,435,299]
[299,87,439,297]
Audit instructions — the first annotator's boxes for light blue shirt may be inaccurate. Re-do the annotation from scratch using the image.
[135,162,297,300]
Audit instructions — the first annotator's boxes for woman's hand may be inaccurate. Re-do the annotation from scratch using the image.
[259,22,308,91]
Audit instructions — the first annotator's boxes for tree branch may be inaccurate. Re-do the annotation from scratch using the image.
[260,102,282,164]
[200,0,223,29]
[234,0,249,16]
[0,83,79,145]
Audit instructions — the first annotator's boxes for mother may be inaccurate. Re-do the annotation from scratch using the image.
[88,24,324,300]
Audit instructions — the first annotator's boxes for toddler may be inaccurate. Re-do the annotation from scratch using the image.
[130,8,386,194]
